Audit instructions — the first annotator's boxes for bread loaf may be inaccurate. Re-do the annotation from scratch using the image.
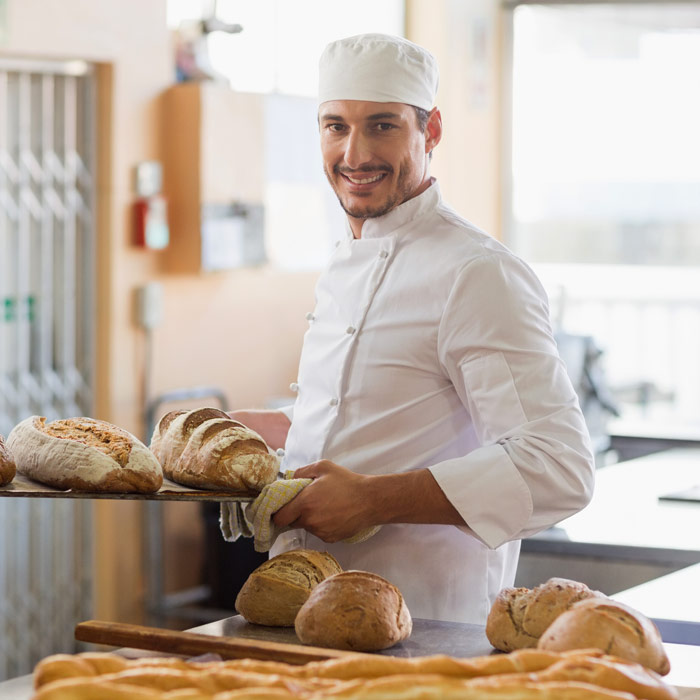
[537,597,670,676]
[235,549,343,626]
[150,407,278,492]
[7,416,162,493]
[0,433,16,486]
[486,578,606,652]
[31,649,679,700]
[294,570,412,652]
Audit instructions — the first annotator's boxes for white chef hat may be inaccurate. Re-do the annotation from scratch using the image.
[318,33,439,111]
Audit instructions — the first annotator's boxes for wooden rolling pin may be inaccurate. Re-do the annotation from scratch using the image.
[75,620,355,664]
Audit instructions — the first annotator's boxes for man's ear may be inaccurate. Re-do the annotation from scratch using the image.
[425,107,443,153]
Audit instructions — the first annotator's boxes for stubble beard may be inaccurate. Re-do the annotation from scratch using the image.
[325,163,414,220]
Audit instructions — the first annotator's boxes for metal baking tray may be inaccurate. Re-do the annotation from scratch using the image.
[0,473,256,502]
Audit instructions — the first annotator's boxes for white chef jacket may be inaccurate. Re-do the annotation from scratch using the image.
[272,180,594,624]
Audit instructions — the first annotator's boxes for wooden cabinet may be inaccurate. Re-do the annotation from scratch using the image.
[161,82,265,273]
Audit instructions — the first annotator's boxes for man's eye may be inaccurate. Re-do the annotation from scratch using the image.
[327,123,345,132]
[376,123,396,131]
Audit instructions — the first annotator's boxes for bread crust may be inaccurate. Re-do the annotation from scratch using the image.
[31,649,679,700]
[294,570,412,652]
[486,578,605,652]
[236,550,343,626]
[0,433,16,486]
[7,416,162,493]
[150,408,278,492]
[537,598,671,676]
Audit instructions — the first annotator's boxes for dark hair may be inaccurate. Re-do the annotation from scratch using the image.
[413,106,430,132]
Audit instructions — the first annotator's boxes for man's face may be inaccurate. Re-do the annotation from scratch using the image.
[319,100,440,234]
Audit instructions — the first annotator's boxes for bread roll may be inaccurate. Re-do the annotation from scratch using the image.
[235,549,343,626]
[7,416,162,493]
[0,433,16,486]
[294,570,412,652]
[537,597,670,676]
[150,408,278,492]
[486,578,605,652]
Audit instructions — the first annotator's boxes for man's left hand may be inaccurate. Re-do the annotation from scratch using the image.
[272,460,376,542]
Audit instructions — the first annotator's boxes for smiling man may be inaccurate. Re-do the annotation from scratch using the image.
[229,34,595,624]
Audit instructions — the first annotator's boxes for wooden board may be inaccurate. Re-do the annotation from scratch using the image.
[0,473,256,502]
[75,620,357,664]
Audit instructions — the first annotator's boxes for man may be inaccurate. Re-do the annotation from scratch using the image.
[231,33,595,624]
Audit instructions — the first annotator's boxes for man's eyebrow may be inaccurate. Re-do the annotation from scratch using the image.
[319,114,345,122]
[366,112,402,121]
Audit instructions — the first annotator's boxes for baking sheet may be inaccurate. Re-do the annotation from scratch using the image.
[0,473,256,502]
[189,615,495,659]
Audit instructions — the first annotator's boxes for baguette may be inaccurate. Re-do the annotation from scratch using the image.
[7,416,162,493]
[0,432,16,486]
[31,649,679,700]
[150,408,278,492]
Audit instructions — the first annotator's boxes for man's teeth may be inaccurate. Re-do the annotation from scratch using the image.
[347,174,384,184]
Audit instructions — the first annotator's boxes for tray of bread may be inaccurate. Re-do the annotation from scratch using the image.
[0,408,277,501]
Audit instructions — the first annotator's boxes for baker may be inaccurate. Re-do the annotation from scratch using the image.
[231,33,595,624]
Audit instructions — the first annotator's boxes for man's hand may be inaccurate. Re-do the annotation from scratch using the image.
[272,461,377,543]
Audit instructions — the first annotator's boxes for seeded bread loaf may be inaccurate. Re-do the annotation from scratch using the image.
[537,597,670,676]
[235,549,343,626]
[6,416,162,493]
[0,433,16,486]
[486,578,606,652]
[149,407,278,492]
[295,570,412,652]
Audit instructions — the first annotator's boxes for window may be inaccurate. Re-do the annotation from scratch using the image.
[506,3,700,441]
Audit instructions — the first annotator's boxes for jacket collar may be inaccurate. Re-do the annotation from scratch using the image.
[345,178,441,241]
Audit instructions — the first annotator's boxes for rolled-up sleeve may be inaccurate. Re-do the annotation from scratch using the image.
[429,252,595,549]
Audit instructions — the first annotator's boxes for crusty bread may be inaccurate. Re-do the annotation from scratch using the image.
[31,649,678,700]
[537,597,670,676]
[7,416,162,493]
[149,407,278,492]
[0,433,16,486]
[295,570,412,652]
[486,578,606,652]
[235,549,343,627]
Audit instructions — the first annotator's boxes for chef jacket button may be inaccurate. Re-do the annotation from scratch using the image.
[276,448,285,457]
[305,311,315,321]
[329,397,339,407]
[291,536,301,547]
[289,382,299,393]
[345,325,356,335]
[379,249,389,259]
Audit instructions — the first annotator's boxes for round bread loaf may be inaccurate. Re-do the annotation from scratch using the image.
[537,597,670,676]
[236,549,342,627]
[150,407,278,491]
[0,433,16,486]
[486,578,605,652]
[6,416,163,493]
[294,570,412,651]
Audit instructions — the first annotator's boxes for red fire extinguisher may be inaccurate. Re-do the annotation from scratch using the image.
[133,161,169,250]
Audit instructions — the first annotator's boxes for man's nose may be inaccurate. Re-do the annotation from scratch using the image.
[343,130,373,170]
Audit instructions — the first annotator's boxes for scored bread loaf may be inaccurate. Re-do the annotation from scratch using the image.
[295,570,412,652]
[149,407,278,492]
[235,549,343,626]
[7,416,162,493]
[486,578,606,652]
[537,597,671,676]
[0,433,16,486]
